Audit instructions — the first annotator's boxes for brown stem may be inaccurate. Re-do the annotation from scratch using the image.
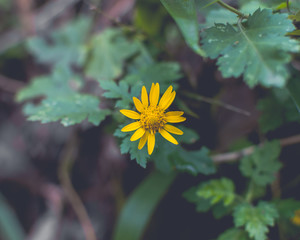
[212,134,300,163]
[58,135,97,240]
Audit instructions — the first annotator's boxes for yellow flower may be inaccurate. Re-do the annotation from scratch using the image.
[291,209,300,226]
[120,83,186,155]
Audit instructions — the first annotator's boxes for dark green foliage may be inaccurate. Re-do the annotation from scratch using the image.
[233,201,278,240]
[196,178,236,206]
[239,141,282,186]
[23,94,110,126]
[201,9,298,87]
[257,88,300,133]
[85,29,139,81]
[27,17,91,66]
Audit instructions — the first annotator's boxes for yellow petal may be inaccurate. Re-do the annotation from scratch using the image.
[165,111,184,117]
[150,83,160,106]
[138,131,149,150]
[133,97,144,112]
[159,129,178,145]
[161,91,176,110]
[164,124,183,135]
[165,116,186,123]
[130,128,145,141]
[120,110,140,119]
[141,86,149,107]
[147,133,155,155]
[121,122,141,132]
[159,86,173,108]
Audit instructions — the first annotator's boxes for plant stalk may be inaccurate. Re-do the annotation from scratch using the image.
[217,0,247,18]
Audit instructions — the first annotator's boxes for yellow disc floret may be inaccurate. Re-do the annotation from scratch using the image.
[140,106,166,133]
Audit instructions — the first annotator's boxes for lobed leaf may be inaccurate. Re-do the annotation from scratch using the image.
[233,201,278,240]
[239,140,282,186]
[27,17,90,66]
[16,65,81,102]
[201,9,298,88]
[85,29,138,81]
[196,178,236,206]
[24,94,110,126]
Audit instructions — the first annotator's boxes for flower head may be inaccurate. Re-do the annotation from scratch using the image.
[291,209,300,226]
[120,83,186,155]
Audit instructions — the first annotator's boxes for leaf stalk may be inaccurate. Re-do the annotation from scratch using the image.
[217,0,247,19]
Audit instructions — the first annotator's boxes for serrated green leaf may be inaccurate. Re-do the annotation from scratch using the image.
[100,80,132,108]
[240,141,282,186]
[257,88,300,133]
[85,29,138,81]
[196,178,236,206]
[116,133,149,168]
[23,94,110,126]
[27,17,90,65]
[16,65,81,102]
[218,228,251,240]
[233,201,278,240]
[201,9,298,88]
[200,9,238,29]
[101,62,181,109]
[160,0,210,56]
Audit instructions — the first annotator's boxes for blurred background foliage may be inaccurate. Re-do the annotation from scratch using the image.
[1,0,300,240]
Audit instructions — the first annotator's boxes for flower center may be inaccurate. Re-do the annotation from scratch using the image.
[140,106,166,133]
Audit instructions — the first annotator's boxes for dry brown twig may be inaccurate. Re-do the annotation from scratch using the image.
[212,134,300,163]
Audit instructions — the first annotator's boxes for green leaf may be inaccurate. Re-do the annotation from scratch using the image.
[183,186,211,212]
[16,65,81,102]
[85,29,138,81]
[24,94,110,126]
[100,80,132,108]
[160,0,210,56]
[172,147,216,176]
[196,178,236,206]
[27,17,90,65]
[115,129,149,168]
[0,194,25,240]
[201,9,298,88]
[175,126,199,144]
[218,228,251,240]
[257,88,300,133]
[239,141,282,186]
[200,8,238,29]
[233,201,278,240]
[113,171,176,240]
[124,62,182,91]
[100,62,182,109]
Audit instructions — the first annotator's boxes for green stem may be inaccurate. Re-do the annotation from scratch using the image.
[245,181,255,203]
[217,0,247,19]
